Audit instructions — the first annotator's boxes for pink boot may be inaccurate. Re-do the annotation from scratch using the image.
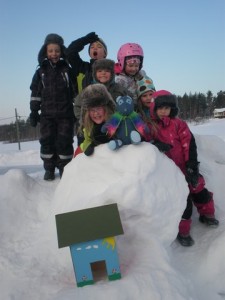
[177,219,195,246]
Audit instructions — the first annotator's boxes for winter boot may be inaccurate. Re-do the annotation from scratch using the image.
[44,170,55,181]
[199,215,219,227]
[177,233,195,247]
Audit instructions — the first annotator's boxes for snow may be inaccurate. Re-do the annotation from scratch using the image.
[0,118,225,300]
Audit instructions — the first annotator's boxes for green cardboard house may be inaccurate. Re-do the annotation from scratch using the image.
[55,203,124,287]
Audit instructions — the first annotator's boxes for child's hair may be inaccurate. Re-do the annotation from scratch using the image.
[79,84,115,133]
[38,33,66,64]
[117,43,144,72]
[92,59,115,83]
[153,90,179,118]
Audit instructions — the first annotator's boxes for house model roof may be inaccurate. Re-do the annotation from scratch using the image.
[55,203,124,248]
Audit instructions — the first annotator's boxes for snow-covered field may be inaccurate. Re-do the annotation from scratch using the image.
[0,118,225,300]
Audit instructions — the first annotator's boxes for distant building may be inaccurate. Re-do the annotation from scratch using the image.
[213,108,225,118]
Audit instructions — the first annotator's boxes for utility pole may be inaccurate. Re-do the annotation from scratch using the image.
[15,108,21,150]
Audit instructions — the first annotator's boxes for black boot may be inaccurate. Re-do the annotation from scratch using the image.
[44,170,55,181]
[177,233,195,247]
[59,168,64,179]
[199,215,219,227]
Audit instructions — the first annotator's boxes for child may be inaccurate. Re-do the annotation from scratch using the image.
[115,43,153,105]
[75,84,115,156]
[136,75,156,123]
[93,58,129,100]
[74,58,128,123]
[66,32,107,93]
[29,33,76,180]
[149,90,219,246]
[136,76,172,153]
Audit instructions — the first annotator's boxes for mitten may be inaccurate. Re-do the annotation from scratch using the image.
[29,111,40,127]
[185,161,199,187]
[84,143,95,156]
[84,32,99,44]
[152,140,173,153]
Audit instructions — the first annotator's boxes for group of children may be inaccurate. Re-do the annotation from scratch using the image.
[29,32,219,247]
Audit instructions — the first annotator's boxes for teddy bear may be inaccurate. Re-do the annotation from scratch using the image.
[101,95,150,150]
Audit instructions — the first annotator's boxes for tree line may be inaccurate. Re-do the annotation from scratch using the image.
[0,90,225,143]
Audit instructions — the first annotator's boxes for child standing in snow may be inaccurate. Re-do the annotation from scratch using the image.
[74,84,115,156]
[29,34,76,181]
[67,32,108,144]
[150,90,219,246]
[115,43,153,106]
[66,32,108,93]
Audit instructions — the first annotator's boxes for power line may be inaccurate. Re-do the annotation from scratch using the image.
[0,115,28,122]
[0,116,15,121]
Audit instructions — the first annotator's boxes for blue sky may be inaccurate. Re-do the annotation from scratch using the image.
[0,0,224,124]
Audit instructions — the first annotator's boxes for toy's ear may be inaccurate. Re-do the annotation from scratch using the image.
[116,96,122,104]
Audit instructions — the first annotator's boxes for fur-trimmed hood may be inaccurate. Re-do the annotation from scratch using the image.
[80,83,115,125]
[92,59,115,84]
[38,33,67,65]
[153,90,179,118]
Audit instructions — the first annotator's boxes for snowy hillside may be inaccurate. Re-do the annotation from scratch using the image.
[0,118,225,300]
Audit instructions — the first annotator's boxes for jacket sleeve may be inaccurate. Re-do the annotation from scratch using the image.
[30,69,42,112]
[188,132,198,162]
[80,128,92,152]
[74,94,82,121]
[68,67,78,100]
[176,119,192,162]
[66,36,92,76]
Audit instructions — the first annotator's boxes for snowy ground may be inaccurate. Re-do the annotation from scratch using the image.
[0,118,225,300]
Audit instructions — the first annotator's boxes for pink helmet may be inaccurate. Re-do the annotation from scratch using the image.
[117,43,144,71]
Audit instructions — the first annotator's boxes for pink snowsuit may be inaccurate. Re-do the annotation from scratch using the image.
[149,105,216,236]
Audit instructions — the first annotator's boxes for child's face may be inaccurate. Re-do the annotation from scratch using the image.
[89,42,106,59]
[124,62,140,76]
[89,106,106,124]
[96,69,111,84]
[47,43,61,63]
[140,91,154,108]
[156,106,171,119]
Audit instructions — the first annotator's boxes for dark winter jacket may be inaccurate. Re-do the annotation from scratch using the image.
[30,59,76,118]
[66,37,97,93]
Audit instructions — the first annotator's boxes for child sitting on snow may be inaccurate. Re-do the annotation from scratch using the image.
[149,90,219,246]
[74,84,115,157]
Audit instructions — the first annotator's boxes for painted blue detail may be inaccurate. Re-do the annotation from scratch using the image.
[70,238,121,285]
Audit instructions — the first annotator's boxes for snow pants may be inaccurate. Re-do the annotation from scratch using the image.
[39,116,74,172]
[179,174,216,236]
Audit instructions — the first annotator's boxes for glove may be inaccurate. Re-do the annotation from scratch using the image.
[185,161,199,187]
[152,140,173,153]
[29,111,40,127]
[84,143,95,156]
[84,32,99,44]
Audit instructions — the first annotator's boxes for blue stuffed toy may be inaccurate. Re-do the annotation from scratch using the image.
[101,95,150,150]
